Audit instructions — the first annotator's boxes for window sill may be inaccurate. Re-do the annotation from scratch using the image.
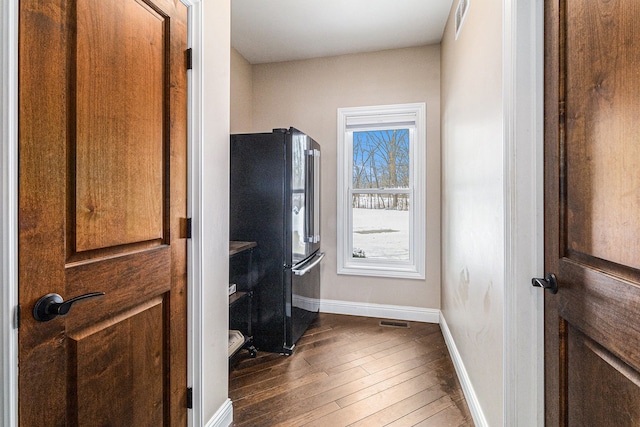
[337,264,425,280]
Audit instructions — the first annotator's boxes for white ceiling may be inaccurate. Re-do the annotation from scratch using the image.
[231,0,454,64]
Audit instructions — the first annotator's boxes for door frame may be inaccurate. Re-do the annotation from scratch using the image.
[0,0,205,425]
[502,0,545,425]
[1,0,19,424]
[184,1,206,426]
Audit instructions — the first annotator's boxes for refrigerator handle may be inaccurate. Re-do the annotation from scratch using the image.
[292,252,325,276]
[312,149,320,244]
[304,149,314,243]
[304,148,320,244]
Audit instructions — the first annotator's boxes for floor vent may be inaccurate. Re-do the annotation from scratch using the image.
[379,320,409,328]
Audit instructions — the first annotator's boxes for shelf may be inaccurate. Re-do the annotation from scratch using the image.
[229,241,257,256]
[228,330,245,357]
[229,291,248,306]
[228,240,257,360]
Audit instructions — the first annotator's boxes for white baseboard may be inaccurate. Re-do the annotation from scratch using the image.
[319,299,440,323]
[204,398,233,427]
[439,313,488,427]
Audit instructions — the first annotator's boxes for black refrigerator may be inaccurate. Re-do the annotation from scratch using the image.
[230,127,323,354]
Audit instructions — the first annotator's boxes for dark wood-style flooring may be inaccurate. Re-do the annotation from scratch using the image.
[229,313,474,426]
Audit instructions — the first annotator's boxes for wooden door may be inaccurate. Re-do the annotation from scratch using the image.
[18,0,188,425]
[544,0,640,424]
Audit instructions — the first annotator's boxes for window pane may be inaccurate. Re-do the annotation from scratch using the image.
[352,195,410,260]
[352,129,410,190]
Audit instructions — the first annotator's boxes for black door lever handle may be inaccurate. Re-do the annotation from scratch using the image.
[33,292,105,322]
[531,273,558,294]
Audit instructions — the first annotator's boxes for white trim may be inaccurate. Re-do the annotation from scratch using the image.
[336,103,426,280]
[440,313,488,427]
[183,1,204,426]
[502,0,545,425]
[204,398,233,427]
[320,299,439,324]
[1,0,19,424]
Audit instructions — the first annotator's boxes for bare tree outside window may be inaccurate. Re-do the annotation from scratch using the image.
[353,129,410,208]
[351,129,411,260]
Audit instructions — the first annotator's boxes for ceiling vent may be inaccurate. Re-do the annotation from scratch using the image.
[455,0,470,40]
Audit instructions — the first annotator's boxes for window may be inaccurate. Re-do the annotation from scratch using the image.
[337,103,426,279]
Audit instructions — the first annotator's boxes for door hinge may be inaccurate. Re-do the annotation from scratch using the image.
[186,387,193,409]
[181,217,192,239]
[14,305,20,329]
[186,217,192,238]
[186,48,193,70]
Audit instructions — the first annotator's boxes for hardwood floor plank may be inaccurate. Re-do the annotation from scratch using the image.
[234,366,369,426]
[229,313,474,427]
[303,371,442,427]
[273,402,341,427]
[231,370,329,410]
[350,388,450,427]
[308,360,438,412]
[412,404,471,427]
[335,356,446,408]
[360,340,445,374]
[240,358,432,425]
[300,330,411,365]
[230,352,313,390]
[323,355,378,375]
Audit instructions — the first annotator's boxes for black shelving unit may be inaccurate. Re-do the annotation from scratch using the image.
[229,241,257,359]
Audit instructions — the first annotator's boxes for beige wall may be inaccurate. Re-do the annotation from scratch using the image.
[230,47,253,133]
[441,0,504,425]
[237,46,442,310]
[202,0,232,423]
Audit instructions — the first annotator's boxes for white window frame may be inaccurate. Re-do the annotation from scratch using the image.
[337,103,426,279]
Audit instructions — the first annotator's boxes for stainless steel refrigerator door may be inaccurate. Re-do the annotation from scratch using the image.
[291,131,320,264]
[291,131,307,264]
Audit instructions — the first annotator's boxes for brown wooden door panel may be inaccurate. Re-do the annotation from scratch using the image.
[563,0,640,271]
[567,326,640,426]
[558,259,640,372]
[544,0,640,425]
[75,0,166,252]
[68,297,164,426]
[65,247,171,330]
[18,0,188,425]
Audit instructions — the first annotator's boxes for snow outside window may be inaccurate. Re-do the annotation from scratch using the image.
[337,103,426,279]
